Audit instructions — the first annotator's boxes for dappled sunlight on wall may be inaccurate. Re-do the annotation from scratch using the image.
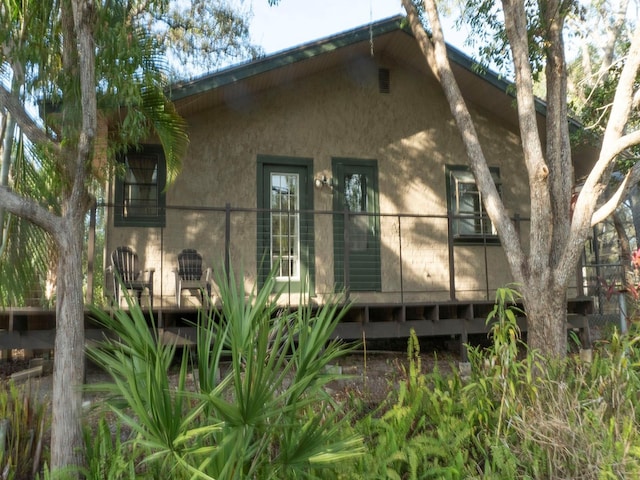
[379,215,450,298]
[104,24,539,307]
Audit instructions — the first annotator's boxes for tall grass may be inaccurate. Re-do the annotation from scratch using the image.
[0,380,48,479]
[338,285,640,478]
[84,268,364,479]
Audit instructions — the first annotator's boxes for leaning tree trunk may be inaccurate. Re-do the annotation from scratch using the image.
[50,213,86,469]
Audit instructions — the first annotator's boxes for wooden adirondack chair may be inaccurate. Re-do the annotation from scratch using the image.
[109,246,155,309]
[174,248,212,307]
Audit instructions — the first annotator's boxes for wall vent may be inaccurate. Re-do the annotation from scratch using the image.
[378,68,390,94]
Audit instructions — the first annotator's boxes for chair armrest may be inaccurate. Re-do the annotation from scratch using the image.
[139,268,154,283]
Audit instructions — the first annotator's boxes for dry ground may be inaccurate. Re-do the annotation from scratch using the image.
[1,344,461,464]
[3,341,461,410]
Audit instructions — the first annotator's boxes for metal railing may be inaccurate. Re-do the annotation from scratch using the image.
[86,202,541,309]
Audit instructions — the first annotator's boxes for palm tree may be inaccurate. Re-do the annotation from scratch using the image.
[0,0,255,473]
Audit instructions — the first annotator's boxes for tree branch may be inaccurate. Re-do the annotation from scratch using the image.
[400,1,438,80]
[572,22,640,229]
[0,84,61,153]
[501,0,554,278]
[69,0,96,213]
[542,0,573,268]
[613,129,640,155]
[0,186,62,236]
[592,160,640,225]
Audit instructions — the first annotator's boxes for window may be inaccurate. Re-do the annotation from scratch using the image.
[270,172,300,280]
[114,145,166,227]
[446,166,501,243]
[344,173,369,252]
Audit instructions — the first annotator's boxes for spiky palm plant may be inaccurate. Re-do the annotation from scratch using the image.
[85,268,364,479]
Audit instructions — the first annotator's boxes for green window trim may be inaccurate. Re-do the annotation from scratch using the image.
[446,165,501,245]
[114,145,166,228]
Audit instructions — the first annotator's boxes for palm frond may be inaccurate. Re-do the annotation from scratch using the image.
[0,134,57,307]
[140,85,188,185]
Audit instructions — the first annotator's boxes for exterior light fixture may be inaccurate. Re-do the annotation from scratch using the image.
[314,175,331,189]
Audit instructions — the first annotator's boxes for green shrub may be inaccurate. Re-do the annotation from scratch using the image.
[503,328,640,479]
[0,380,48,479]
[79,416,138,479]
[342,285,640,479]
[82,278,640,478]
[343,329,477,479]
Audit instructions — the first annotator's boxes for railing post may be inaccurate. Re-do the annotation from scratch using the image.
[447,212,456,301]
[482,219,490,301]
[398,215,404,305]
[286,208,292,305]
[593,224,603,314]
[158,227,164,326]
[225,203,231,282]
[343,208,350,301]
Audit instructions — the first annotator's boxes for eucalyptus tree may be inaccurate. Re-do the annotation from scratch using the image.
[399,0,640,358]
[564,0,640,261]
[567,0,635,106]
[0,0,255,473]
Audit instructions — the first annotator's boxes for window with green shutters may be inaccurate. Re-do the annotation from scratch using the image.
[446,165,501,244]
[114,145,166,227]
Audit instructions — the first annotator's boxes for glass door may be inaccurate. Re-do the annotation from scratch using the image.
[257,157,314,294]
[332,158,381,292]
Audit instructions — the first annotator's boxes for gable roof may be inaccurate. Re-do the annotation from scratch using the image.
[168,15,597,178]
[169,15,523,125]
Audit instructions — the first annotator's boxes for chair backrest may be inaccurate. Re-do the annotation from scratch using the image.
[111,246,140,283]
[178,249,203,281]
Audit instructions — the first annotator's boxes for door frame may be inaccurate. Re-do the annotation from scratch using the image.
[332,157,381,292]
[257,155,315,295]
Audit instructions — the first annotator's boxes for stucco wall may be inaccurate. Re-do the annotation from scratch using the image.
[106,55,533,307]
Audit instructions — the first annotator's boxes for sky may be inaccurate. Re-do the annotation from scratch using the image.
[246,0,405,54]
[244,0,469,55]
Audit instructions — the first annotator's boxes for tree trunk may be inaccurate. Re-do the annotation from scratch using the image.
[613,209,632,272]
[629,186,640,242]
[523,281,568,357]
[50,214,85,470]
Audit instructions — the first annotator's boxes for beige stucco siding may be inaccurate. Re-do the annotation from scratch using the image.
[106,55,533,306]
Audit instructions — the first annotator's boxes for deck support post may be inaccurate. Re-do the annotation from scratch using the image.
[460,322,469,362]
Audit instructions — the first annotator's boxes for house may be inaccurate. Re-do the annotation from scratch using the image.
[100,15,593,348]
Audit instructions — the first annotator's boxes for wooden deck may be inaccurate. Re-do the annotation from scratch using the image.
[0,298,594,361]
